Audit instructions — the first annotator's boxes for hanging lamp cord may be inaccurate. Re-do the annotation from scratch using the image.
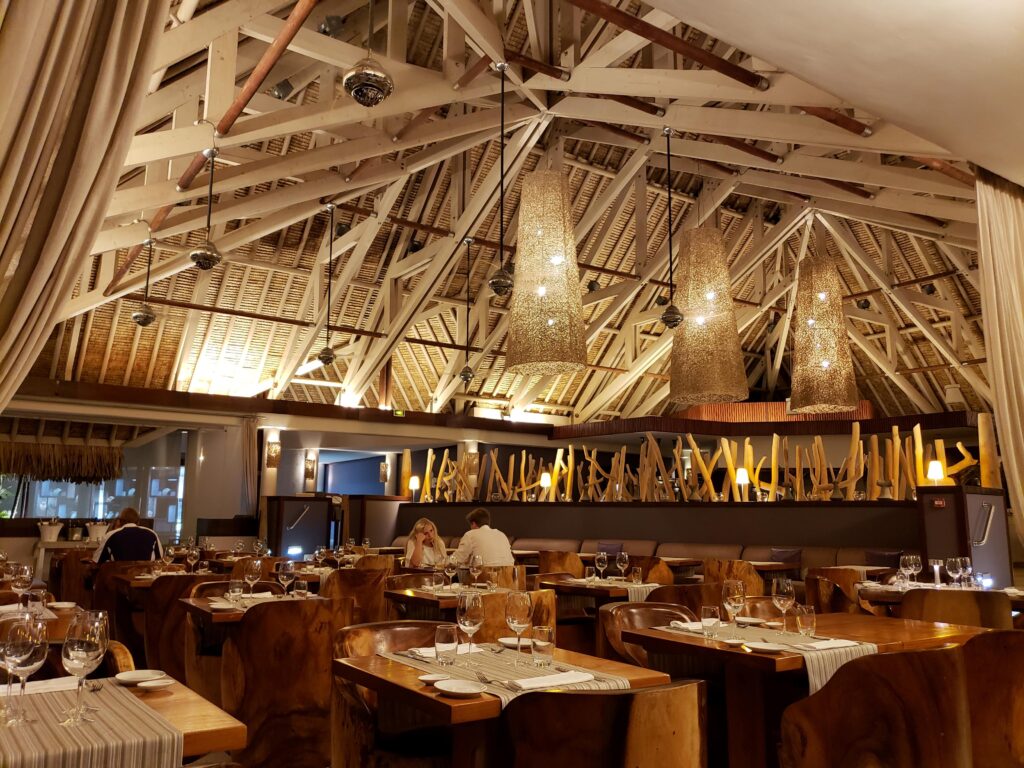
[665,129,674,303]
[205,152,215,241]
[366,0,373,56]
[144,237,153,302]
[465,239,471,368]
[498,64,506,271]
[325,205,335,351]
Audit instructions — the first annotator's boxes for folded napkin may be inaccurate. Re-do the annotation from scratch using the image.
[409,643,483,659]
[23,678,80,695]
[242,592,274,599]
[1005,587,1022,596]
[508,670,594,691]
[794,638,860,651]
[668,621,703,632]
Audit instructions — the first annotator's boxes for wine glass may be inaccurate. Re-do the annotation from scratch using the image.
[11,565,32,601]
[277,562,295,595]
[443,555,458,588]
[945,557,962,588]
[0,611,29,724]
[161,548,175,569]
[594,551,608,580]
[456,592,483,663]
[5,619,48,725]
[910,554,922,583]
[959,556,974,588]
[898,555,912,582]
[243,559,262,596]
[771,577,796,626]
[346,538,356,554]
[186,547,200,573]
[616,551,630,579]
[722,579,746,623]
[253,539,268,557]
[505,591,532,668]
[314,546,327,568]
[469,555,483,586]
[59,612,107,726]
[361,537,371,550]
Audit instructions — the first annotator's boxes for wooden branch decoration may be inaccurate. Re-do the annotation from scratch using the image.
[978,413,1001,488]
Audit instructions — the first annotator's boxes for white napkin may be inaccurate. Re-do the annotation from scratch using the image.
[23,678,79,695]
[794,638,860,651]
[508,670,594,691]
[409,643,483,659]
[242,592,274,599]
[668,621,703,632]
[1004,587,1022,596]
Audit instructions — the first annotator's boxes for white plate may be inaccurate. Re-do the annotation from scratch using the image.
[418,674,450,685]
[735,616,766,626]
[434,679,486,698]
[497,637,530,649]
[763,621,784,629]
[115,670,166,685]
[138,678,175,691]
[208,602,240,612]
[745,642,787,654]
[721,638,746,647]
[48,602,76,610]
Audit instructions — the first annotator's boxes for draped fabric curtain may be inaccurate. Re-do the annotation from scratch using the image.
[240,417,260,517]
[0,0,168,410]
[975,167,1024,543]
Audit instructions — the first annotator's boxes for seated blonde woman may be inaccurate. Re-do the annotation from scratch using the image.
[404,518,447,568]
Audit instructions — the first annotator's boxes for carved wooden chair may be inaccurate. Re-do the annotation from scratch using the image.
[598,602,697,667]
[625,556,674,585]
[646,582,724,616]
[221,598,352,768]
[537,551,584,578]
[143,573,221,680]
[901,588,1013,629]
[321,568,389,624]
[780,645,972,768]
[702,559,764,596]
[355,554,396,572]
[961,630,1024,767]
[503,682,706,767]
[805,567,876,614]
[98,640,135,676]
[739,596,783,620]
[92,561,153,662]
[478,564,527,590]
[385,573,436,591]
[332,621,450,768]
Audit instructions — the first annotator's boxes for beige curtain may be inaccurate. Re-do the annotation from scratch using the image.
[0,0,168,409]
[241,417,259,517]
[976,167,1024,543]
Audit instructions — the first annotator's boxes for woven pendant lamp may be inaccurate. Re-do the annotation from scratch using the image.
[790,249,858,413]
[669,226,748,406]
[505,170,587,376]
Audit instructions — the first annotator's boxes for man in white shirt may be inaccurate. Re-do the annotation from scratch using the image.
[451,508,514,567]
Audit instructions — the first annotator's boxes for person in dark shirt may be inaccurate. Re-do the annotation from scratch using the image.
[92,507,163,563]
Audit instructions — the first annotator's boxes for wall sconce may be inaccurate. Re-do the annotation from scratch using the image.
[408,475,421,503]
[266,440,281,469]
[735,467,750,501]
[304,450,318,481]
[465,451,480,475]
[539,471,552,499]
[926,460,944,485]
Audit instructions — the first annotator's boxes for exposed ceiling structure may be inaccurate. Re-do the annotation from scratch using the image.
[27,0,990,427]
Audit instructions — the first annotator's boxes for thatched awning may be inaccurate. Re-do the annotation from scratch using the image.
[0,443,123,484]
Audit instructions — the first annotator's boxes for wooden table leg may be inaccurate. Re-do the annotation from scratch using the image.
[725,664,770,768]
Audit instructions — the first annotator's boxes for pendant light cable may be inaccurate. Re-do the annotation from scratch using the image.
[325,204,335,351]
[465,238,472,368]
[365,0,373,56]
[144,237,153,302]
[664,128,674,304]
[498,64,507,270]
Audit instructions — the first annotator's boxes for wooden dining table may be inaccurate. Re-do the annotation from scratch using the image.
[859,584,1024,612]
[179,595,326,627]
[131,679,246,756]
[623,612,987,768]
[334,647,669,767]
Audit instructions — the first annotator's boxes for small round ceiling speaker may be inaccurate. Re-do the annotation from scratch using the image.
[660,304,683,329]
[342,58,394,107]
[317,347,336,366]
[459,365,474,384]
[189,241,223,271]
[488,267,514,297]
[131,305,157,327]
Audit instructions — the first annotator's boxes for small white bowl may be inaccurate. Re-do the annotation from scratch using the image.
[721,638,746,647]
[418,673,450,685]
[434,679,486,698]
[115,670,166,686]
[763,621,784,629]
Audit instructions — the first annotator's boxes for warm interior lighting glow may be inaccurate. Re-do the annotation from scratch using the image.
[265,441,281,469]
[408,475,421,491]
[735,467,750,486]
[927,460,944,484]
[339,391,361,408]
[506,170,587,376]
[540,471,552,489]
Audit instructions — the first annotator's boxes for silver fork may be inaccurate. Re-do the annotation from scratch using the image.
[474,671,512,690]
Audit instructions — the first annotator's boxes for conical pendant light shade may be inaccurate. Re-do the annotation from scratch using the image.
[505,170,586,376]
[669,227,748,406]
[789,252,858,413]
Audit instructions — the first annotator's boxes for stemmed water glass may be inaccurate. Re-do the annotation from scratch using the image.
[504,591,532,668]
[898,555,913,587]
[722,580,746,624]
[959,556,974,588]
[5,619,48,725]
[456,592,483,663]
[909,554,922,583]
[161,547,175,570]
[278,562,295,595]
[361,537,371,550]
[771,577,796,627]
[0,611,29,724]
[616,551,630,579]
[945,557,963,588]
[594,551,608,581]
[443,555,458,588]
[243,559,262,596]
[186,547,200,573]
[253,539,268,557]
[10,565,32,602]
[469,555,483,586]
[60,611,108,726]
[314,546,327,568]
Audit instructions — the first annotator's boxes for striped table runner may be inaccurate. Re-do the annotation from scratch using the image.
[658,624,877,694]
[382,646,630,707]
[0,681,183,767]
